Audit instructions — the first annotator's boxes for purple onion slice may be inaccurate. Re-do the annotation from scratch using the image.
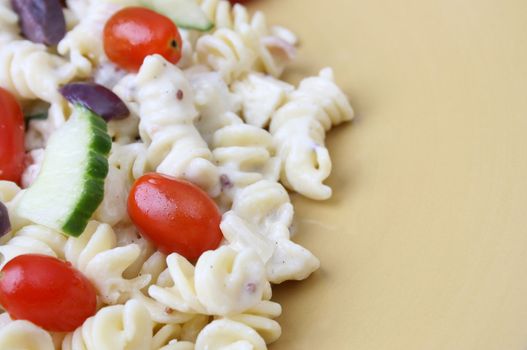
[60,82,130,121]
[11,0,66,45]
[0,202,10,238]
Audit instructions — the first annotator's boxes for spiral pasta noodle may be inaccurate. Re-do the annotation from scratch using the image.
[124,54,220,196]
[196,26,258,84]
[64,221,151,304]
[220,299,282,344]
[231,72,293,128]
[195,319,266,350]
[62,299,153,350]
[270,68,354,200]
[0,224,66,269]
[221,180,320,283]
[186,70,241,145]
[0,40,76,104]
[94,143,149,226]
[0,318,55,350]
[212,122,280,208]
[149,246,268,317]
[197,0,296,77]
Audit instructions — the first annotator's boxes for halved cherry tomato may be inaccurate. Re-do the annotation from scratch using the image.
[103,7,182,71]
[128,173,223,261]
[0,254,97,332]
[0,88,25,184]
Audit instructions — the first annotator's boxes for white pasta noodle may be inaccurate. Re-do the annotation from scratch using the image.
[0,224,66,269]
[62,299,153,350]
[197,0,296,77]
[186,70,241,145]
[221,180,320,283]
[0,319,55,350]
[94,143,149,226]
[212,122,280,209]
[219,298,282,344]
[195,319,266,350]
[65,221,151,304]
[231,72,293,128]
[0,40,76,104]
[270,68,354,200]
[196,26,258,84]
[153,323,196,350]
[124,54,221,196]
[149,246,268,316]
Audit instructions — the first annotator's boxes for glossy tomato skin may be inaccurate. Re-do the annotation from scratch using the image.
[103,7,182,71]
[128,173,223,261]
[0,88,25,184]
[0,254,97,332]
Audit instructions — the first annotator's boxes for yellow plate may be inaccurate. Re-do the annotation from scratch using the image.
[251,0,527,349]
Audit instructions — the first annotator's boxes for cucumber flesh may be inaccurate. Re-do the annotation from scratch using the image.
[144,0,213,32]
[17,106,111,237]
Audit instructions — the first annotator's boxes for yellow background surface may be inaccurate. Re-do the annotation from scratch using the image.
[248,0,527,349]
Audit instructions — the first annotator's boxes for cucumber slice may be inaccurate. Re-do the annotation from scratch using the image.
[17,106,111,237]
[143,0,213,32]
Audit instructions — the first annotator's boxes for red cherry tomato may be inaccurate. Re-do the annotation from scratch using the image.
[0,254,97,332]
[128,173,223,261]
[103,7,182,71]
[0,88,25,184]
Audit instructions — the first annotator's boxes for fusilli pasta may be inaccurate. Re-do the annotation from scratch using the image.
[270,68,354,200]
[195,319,266,350]
[0,40,76,103]
[123,54,221,196]
[149,246,268,316]
[62,299,153,350]
[0,318,55,350]
[65,221,151,304]
[221,180,320,283]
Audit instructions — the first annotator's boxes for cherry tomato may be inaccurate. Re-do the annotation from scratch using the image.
[103,7,182,71]
[0,88,25,184]
[0,254,97,332]
[128,173,223,261]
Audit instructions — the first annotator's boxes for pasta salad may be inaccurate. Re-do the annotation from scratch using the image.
[0,0,354,348]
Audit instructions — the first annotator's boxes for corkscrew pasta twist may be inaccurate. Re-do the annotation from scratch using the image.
[0,224,66,269]
[64,221,151,304]
[0,40,76,104]
[62,299,153,350]
[149,246,268,316]
[212,122,280,208]
[270,68,354,200]
[197,0,296,77]
[195,319,266,350]
[124,55,220,196]
[221,180,320,283]
[231,72,293,128]
[0,318,55,350]
[94,143,149,226]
